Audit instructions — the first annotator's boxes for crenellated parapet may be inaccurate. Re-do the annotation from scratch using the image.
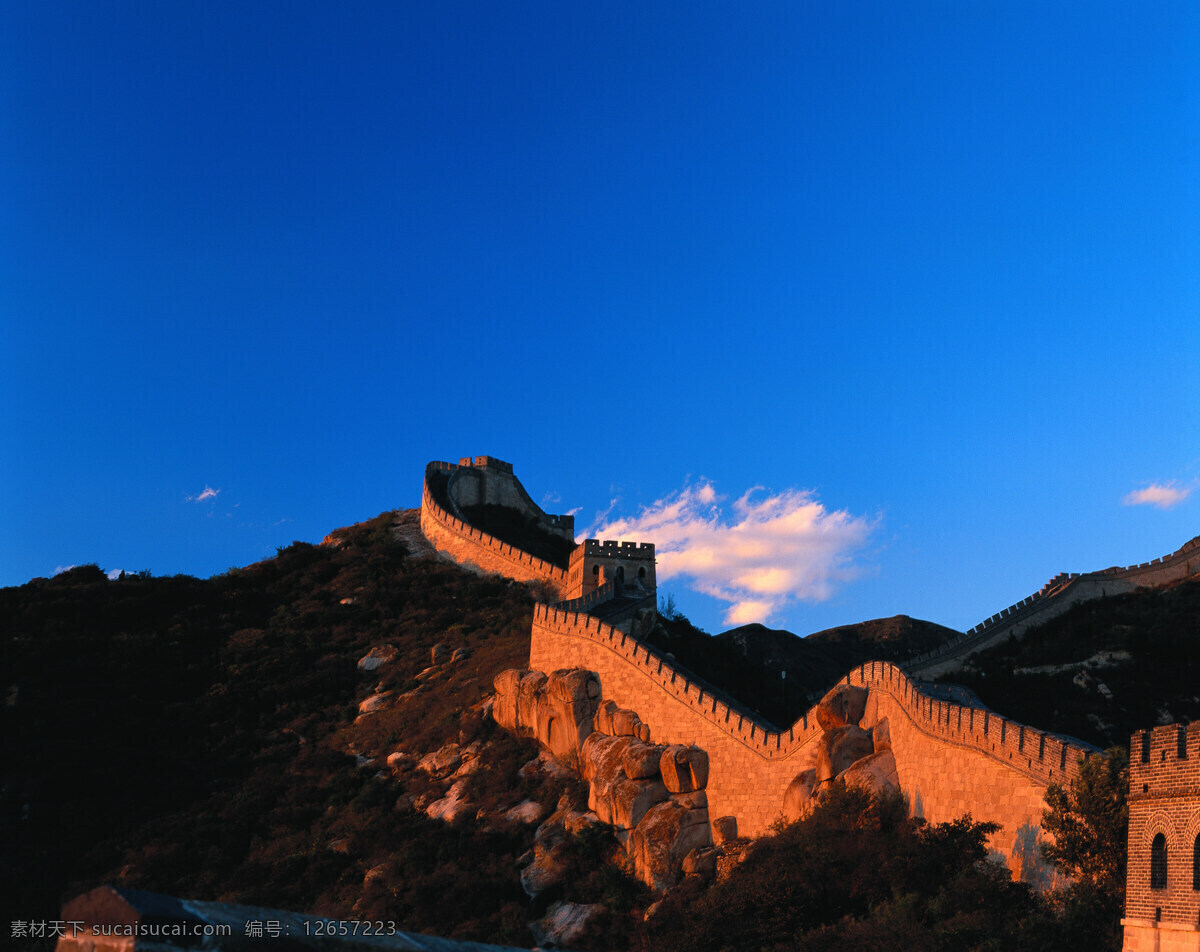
[908,535,1200,678]
[530,598,1096,879]
[420,460,569,595]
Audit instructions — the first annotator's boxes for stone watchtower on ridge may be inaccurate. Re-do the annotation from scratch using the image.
[1122,723,1200,951]
[563,539,657,601]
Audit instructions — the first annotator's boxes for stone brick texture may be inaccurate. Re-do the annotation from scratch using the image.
[530,603,1093,881]
[1122,723,1200,949]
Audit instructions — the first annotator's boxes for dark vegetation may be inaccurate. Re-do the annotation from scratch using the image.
[0,512,565,945]
[943,576,1200,747]
[1,504,1176,951]
[646,782,1122,952]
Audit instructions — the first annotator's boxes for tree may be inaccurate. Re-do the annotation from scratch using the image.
[1041,746,1128,897]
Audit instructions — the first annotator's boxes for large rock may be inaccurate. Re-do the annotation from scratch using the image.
[839,749,899,798]
[357,692,393,715]
[873,717,892,753]
[711,815,739,845]
[659,745,709,793]
[516,671,548,730]
[606,778,670,830]
[815,684,868,730]
[357,645,397,673]
[418,742,462,776]
[610,706,651,741]
[425,780,471,821]
[529,901,604,948]
[538,669,601,765]
[581,732,638,787]
[782,768,819,822]
[491,668,527,733]
[623,741,666,779]
[628,797,713,890]
[816,725,875,782]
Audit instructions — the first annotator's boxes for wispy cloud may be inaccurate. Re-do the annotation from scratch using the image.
[586,480,877,627]
[186,486,220,502]
[1123,482,1191,510]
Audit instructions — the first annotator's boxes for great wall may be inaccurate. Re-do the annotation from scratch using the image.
[421,456,1200,947]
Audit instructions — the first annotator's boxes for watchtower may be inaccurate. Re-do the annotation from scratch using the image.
[1123,723,1200,951]
[564,539,656,601]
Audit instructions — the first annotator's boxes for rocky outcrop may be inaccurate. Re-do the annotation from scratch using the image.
[494,666,714,890]
[783,683,897,822]
[493,668,601,769]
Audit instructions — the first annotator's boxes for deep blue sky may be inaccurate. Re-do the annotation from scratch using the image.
[4,2,1197,636]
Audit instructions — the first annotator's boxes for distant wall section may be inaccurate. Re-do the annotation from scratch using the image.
[909,536,1200,678]
[421,460,568,596]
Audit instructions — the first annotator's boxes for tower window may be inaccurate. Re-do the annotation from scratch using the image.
[1151,833,1168,890]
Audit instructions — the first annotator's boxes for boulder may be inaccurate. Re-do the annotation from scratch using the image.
[816,726,875,782]
[815,684,868,730]
[430,643,452,665]
[529,901,604,949]
[659,745,709,793]
[782,768,819,822]
[504,800,546,825]
[594,699,619,734]
[605,777,669,830]
[418,743,462,776]
[711,815,739,845]
[873,717,892,753]
[538,669,601,764]
[357,693,393,715]
[839,750,899,798]
[622,741,666,779]
[516,671,548,730]
[628,798,713,890]
[450,646,471,663]
[357,645,397,673]
[425,779,471,821]
[682,845,718,880]
[610,706,650,740]
[581,732,638,787]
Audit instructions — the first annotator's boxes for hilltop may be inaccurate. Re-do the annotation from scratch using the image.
[5,498,1194,950]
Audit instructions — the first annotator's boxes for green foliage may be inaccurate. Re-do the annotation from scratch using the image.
[1041,747,1128,898]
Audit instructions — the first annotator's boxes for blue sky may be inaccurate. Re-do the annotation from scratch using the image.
[3,2,1197,636]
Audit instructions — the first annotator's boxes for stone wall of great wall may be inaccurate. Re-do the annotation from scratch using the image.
[908,536,1200,678]
[529,600,1093,878]
[420,461,569,596]
[418,457,1200,905]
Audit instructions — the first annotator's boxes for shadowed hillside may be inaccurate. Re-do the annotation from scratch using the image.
[643,613,961,727]
[941,575,1200,748]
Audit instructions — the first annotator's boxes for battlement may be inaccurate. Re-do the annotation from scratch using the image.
[581,539,656,558]
[458,455,513,473]
[908,534,1200,678]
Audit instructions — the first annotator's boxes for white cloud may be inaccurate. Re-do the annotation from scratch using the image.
[53,565,77,576]
[586,481,877,627]
[1123,482,1191,510]
[187,486,220,502]
[106,569,125,580]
